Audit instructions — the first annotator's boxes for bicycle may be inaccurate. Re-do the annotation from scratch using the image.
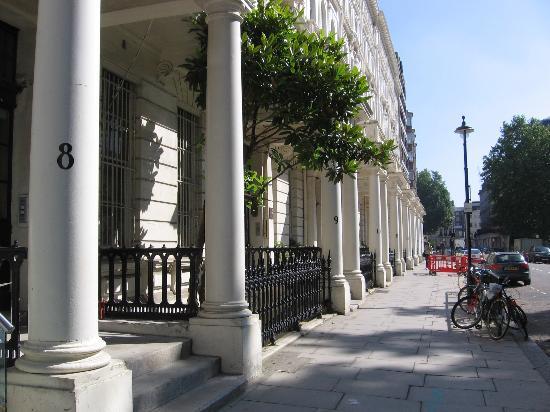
[500,280,528,340]
[451,275,510,340]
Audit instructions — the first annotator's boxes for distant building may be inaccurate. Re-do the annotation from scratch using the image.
[405,111,417,189]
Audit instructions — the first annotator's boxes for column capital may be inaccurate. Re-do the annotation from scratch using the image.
[364,165,383,177]
[200,0,252,15]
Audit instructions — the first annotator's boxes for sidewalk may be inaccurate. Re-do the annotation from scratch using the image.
[222,267,550,412]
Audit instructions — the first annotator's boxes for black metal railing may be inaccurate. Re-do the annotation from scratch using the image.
[389,249,396,275]
[245,247,331,345]
[359,247,376,289]
[0,243,27,367]
[99,245,201,320]
[403,249,407,263]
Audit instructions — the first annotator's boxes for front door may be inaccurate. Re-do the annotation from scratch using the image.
[0,20,18,311]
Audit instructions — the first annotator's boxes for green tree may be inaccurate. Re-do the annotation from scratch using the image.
[183,0,394,210]
[417,169,454,235]
[481,116,550,240]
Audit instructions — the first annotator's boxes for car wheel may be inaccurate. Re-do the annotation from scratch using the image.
[524,279,531,286]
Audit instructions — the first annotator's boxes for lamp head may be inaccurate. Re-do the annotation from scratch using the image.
[454,115,474,136]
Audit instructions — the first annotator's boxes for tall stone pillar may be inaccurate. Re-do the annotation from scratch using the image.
[342,174,365,300]
[367,168,386,287]
[398,193,406,272]
[405,200,413,270]
[306,172,318,246]
[189,0,262,378]
[379,173,392,282]
[412,210,419,265]
[320,175,350,314]
[388,183,403,276]
[9,0,132,410]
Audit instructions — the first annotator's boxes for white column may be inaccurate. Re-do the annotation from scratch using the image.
[189,0,261,378]
[388,184,403,276]
[321,175,350,314]
[380,173,392,282]
[16,0,109,375]
[413,210,419,265]
[342,174,365,300]
[367,168,386,287]
[306,172,318,246]
[9,0,132,410]
[405,200,413,269]
[398,193,406,271]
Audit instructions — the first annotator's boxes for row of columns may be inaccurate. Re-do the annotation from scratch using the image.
[10,0,424,409]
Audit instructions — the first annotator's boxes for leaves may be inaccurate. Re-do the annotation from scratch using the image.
[481,116,550,239]
[417,170,454,235]
[183,0,395,193]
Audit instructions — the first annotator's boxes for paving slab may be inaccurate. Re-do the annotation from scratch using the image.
[408,386,485,406]
[336,394,421,412]
[424,375,495,391]
[333,377,410,399]
[242,385,343,409]
[224,400,316,412]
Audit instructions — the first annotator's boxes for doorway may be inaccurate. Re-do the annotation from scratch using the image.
[0,20,18,311]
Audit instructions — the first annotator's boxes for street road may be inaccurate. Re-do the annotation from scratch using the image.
[514,263,550,356]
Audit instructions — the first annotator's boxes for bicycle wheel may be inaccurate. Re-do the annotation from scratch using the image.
[451,296,481,329]
[457,285,476,303]
[486,298,510,340]
[509,303,528,340]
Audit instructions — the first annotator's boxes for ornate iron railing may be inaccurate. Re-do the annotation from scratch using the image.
[389,249,396,275]
[99,246,201,320]
[359,247,375,289]
[245,247,331,345]
[0,243,26,367]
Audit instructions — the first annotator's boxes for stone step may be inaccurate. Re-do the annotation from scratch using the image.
[152,374,247,412]
[102,332,191,379]
[133,356,220,412]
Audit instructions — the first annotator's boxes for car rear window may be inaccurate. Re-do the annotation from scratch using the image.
[495,254,525,263]
[535,247,550,252]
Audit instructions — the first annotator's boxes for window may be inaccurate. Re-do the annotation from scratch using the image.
[177,108,202,246]
[99,69,134,246]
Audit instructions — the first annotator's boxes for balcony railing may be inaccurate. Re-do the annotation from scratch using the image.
[389,249,396,275]
[0,243,26,367]
[99,245,201,320]
[245,247,331,345]
[360,247,376,289]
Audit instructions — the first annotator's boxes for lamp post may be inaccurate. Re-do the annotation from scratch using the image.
[454,116,474,274]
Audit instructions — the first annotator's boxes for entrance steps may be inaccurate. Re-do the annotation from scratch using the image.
[102,332,247,412]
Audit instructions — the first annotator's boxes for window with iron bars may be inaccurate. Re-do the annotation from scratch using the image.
[99,69,134,247]
[177,108,203,247]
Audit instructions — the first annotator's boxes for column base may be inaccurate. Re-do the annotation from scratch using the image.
[344,270,365,301]
[400,258,407,274]
[7,360,132,412]
[394,259,404,276]
[406,257,413,270]
[383,262,393,284]
[375,264,387,288]
[189,313,262,378]
[413,255,419,266]
[15,338,110,375]
[331,278,351,315]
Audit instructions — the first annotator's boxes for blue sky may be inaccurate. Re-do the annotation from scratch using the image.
[378,0,550,205]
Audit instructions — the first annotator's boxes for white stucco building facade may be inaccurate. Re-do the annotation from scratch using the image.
[0,0,424,410]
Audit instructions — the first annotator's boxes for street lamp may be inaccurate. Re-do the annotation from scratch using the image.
[455,116,474,274]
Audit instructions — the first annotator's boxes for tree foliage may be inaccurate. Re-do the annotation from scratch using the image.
[182,0,394,209]
[481,116,550,239]
[417,169,454,235]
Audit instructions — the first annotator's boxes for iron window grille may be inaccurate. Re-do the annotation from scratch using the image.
[99,69,135,247]
[177,108,203,247]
